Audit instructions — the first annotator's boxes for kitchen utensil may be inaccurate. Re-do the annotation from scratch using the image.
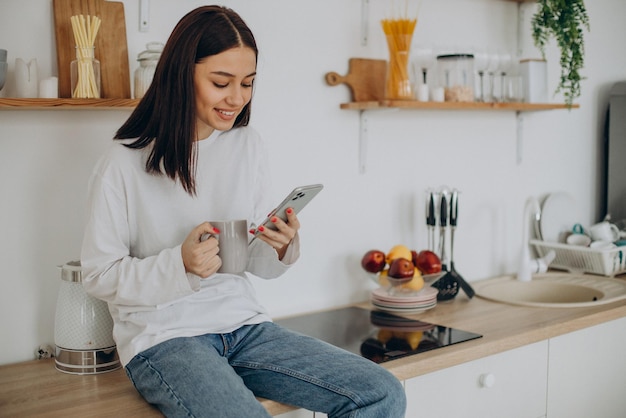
[325,58,387,102]
[53,0,130,98]
[426,189,436,251]
[449,190,475,298]
[54,260,120,374]
[433,190,459,301]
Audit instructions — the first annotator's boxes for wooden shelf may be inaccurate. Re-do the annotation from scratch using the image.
[339,100,579,111]
[0,98,139,110]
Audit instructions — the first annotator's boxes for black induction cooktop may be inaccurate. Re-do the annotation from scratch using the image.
[274,306,482,364]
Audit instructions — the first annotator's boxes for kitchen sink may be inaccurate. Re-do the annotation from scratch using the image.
[474,272,626,308]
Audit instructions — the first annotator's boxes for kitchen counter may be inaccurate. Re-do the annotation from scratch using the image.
[1,291,625,417]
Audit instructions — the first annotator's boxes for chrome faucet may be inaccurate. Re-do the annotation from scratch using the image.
[517,197,556,282]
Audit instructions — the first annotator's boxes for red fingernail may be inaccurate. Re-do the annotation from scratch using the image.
[258,226,265,232]
[286,208,293,214]
[213,227,220,233]
[249,229,255,234]
[271,217,278,223]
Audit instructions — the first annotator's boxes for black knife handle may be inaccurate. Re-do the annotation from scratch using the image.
[427,192,436,226]
[450,190,458,227]
[440,193,447,227]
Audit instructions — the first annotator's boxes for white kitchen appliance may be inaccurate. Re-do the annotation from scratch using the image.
[54,260,120,374]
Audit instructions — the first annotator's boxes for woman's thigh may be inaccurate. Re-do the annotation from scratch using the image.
[125,335,272,418]
[230,322,406,418]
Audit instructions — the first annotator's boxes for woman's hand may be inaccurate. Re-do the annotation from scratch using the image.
[181,222,222,278]
[253,208,300,260]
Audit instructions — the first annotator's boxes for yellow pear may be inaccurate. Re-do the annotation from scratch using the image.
[386,244,412,264]
[401,268,425,292]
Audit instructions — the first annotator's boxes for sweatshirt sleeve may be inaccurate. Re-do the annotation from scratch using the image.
[246,233,300,279]
[81,165,196,308]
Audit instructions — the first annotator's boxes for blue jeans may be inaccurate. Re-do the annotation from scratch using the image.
[125,322,406,417]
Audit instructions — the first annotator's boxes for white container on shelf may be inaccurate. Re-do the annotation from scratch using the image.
[519,59,548,103]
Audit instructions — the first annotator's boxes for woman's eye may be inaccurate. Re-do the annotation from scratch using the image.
[213,82,228,88]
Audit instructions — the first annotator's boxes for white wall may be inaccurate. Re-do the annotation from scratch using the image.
[0,0,624,365]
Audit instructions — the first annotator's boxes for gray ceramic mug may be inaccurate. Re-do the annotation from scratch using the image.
[209,219,249,274]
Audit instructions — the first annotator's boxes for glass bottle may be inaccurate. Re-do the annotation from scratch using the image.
[70,46,101,98]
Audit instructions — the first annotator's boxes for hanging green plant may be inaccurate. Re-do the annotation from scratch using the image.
[531,0,590,107]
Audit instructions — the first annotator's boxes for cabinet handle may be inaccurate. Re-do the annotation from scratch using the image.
[479,373,496,388]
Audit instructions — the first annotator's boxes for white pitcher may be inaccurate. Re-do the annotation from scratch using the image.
[15,58,39,98]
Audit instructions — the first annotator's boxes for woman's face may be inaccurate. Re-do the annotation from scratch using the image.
[193,47,257,140]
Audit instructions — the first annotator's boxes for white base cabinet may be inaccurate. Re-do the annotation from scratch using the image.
[546,316,626,418]
[404,341,549,418]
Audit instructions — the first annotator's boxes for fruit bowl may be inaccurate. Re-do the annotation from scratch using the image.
[366,271,445,296]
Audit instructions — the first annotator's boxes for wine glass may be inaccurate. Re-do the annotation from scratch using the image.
[485,52,500,102]
[472,48,490,102]
[498,51,513,102]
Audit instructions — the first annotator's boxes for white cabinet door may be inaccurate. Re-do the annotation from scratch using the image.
[405,341,548,418]
[547,316,626,418]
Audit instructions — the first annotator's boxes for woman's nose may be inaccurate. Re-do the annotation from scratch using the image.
[226,85,246,106]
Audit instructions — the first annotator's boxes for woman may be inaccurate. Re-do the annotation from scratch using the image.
[81,6,406,418]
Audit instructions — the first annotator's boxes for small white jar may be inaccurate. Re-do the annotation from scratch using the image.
[134,42,164,99]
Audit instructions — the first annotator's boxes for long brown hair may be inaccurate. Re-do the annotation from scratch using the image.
[115,6,258,195]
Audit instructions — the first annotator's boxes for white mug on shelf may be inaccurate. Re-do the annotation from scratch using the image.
[15,58,39,98]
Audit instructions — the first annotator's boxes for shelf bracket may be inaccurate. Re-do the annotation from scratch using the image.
[358,110,369,173]
[361,0,369,46]
[516,111,524,165]
[139,0,150,32]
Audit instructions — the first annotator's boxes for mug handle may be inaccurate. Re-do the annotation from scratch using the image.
[572,223,585,235]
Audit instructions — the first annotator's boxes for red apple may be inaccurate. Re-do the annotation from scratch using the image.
[411,250,419,266]
[415,250,442,275]
[388,258,415,279]
[361,250,386,273]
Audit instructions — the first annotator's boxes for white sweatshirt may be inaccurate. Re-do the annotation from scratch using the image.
[80,127,300,366]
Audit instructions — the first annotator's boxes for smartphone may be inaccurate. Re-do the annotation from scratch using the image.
[253,184,324,237]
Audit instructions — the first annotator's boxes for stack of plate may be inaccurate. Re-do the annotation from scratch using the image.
[370,287,438,313]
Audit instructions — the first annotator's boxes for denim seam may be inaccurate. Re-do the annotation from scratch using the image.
[231,360,367,409]
[134,354,196,418]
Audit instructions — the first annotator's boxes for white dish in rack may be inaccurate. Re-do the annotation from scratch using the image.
[538,192,580,243]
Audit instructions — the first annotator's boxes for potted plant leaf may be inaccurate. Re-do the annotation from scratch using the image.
[531,0,590,107]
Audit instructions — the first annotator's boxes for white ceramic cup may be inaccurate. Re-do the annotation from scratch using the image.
[588,222,620,243]
[208,219,248,274]
[566,233,591,246]
[590,240,617,250]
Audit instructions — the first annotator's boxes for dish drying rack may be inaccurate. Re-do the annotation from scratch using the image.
[530,240,626,277]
